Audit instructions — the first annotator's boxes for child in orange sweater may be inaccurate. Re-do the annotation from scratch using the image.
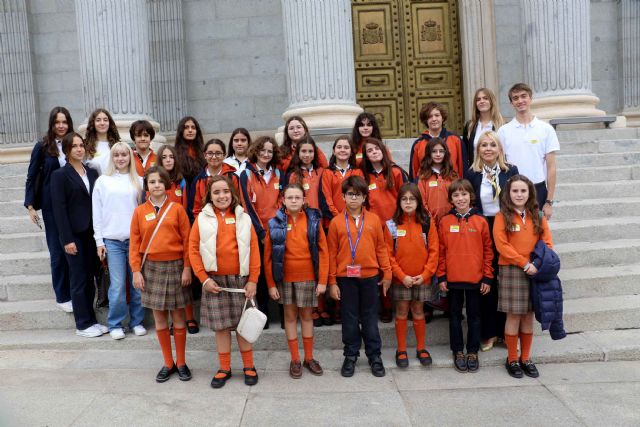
[417,137,458,225]
[494,175,553,379]
[328,176,392,378]
[437,179,493,373]
[131,120,157,177]
[383,183,439,368]
[264,183,329,378]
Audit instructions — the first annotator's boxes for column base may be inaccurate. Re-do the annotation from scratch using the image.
[531,94,606,120]
[276,104,364,143]
[622,109,640,128]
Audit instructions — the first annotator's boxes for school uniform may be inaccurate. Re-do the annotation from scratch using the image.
[409,129,464,181]
[166,179,189,207]
[50,163,100,330]
[417,171,455,225]
[364,165,407,223]
[280,148,329,174]
[133,149,157,177]
[319,167,364,222]
[283,167,324,210]
[188,204,260,331]
[189,164,238,219]
[437,208,493,354]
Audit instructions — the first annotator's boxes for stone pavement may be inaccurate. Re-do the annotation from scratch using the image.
[1,347,639,426]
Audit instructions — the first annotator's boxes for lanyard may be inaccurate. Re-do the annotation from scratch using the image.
[345,211,365,264]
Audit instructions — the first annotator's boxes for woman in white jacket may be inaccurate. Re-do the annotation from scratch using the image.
[92,142,146,339]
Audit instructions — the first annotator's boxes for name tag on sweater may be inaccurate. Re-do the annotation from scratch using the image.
[429,180,438,187]
[145,213,156,221]
[225,217,235,225]
[274,183,280,190]
[175,189,182,196]
[449,225,459,233]
[368,183,377,190]
[287,224,292,231]
[303,182,310,190]
[510,224,521,232]
[356,153,363,159]
[397,229,406,237]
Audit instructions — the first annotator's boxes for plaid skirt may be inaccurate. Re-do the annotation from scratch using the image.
[498,265,532,314]
[392,282,433,302]
[276,280,318,308]
[200,275,247,331]
[141,259,192,310]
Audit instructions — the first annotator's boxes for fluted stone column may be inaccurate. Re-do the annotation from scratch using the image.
[0,0,37,145]
[75,0,165,143]
[621,0,640,127]
[522,0,605,119]
[148,0,187,134]
[459,0,499,118]
[280,0,362,132]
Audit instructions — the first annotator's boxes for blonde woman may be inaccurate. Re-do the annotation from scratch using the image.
[92,142,146,340]
[462,88,505,169]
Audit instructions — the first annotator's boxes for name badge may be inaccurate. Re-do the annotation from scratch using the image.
[397,229,407,237]
[449,225,460,233]
[175,189,182,197]
[510,224,521,232]
[287,223,292,231]
[356,153,363,159]
[225,217,235,225]
[368,183,377,190]
[303,182,310,190]
[274,183,280,190]
[346,264,362,278]
[150,161,156,167]
[252,193,257,203]
[530,139,538,145]
[429,180,438,187]
[145,212,156,221]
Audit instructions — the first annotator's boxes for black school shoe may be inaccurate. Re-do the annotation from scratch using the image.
[177,364,192,381]
[505,359,524,378]
[520,359,540,378]
[156,364,177,383]
[341,356,357,377]
[210,370,232,389]
[395,350,409,368]
[186,319,199,334]
[243,367,259,386]
[453,352,467,372]
[416,349,433,366]
[466,353,479,372]
[369,356,386,377]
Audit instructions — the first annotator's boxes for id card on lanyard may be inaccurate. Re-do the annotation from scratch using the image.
[345,211,365,277]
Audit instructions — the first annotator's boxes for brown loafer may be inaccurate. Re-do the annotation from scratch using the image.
[303,359,324,376]
[289,360,302,379]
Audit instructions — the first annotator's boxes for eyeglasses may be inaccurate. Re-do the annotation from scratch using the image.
[345,192,364,199]
[205,152,225,158]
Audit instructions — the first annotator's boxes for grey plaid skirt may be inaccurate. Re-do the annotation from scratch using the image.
[141,259,192,310]
[200,275,248,331]
[497,264,532,314]
[392,282,433,302]
[276,280,318,308]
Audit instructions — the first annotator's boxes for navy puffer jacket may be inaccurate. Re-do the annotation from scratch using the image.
[530,240,566,340]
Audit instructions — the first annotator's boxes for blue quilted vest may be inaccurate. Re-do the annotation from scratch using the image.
[268,207,321,284]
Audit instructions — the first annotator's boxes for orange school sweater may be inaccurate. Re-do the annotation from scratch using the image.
[493,211,553,268]
[327,209,392,285]
[279,149,329,174]
[133,150,157,177]
[384,215,439,283]
[263,210,329,287]
[320,168,364,218]
[417,173,455,225]
[436,210,494,284]
[286,167,324,210]
[364,166,406,222]
[188,208,261,283]
[239,165,282,239]
[129,200,191,272]
[410,133,463,180]
[165,181,188,208]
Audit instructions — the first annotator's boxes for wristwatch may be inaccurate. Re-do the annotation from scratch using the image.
[544,199,554,206]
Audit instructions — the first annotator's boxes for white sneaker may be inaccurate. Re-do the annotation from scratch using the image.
[109,328,125,340]
[93,324,109,334]
[76,325,103,338]
[57,301,73,313]
[132,325,147,336]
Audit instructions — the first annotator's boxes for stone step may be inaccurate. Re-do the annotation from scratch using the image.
[552,198,640,221]
[0,216,40,234]
[557,165,640,183]
[555,180,640,201]
[0,200,30,216]
[554,239,640,269]
[563,294,640,333]
[0,274,54,301]
[0,252,51,276]
[598,139,640,153]
[0,232,47,254]
[0,187,24,203]
[560,263,640,300]
[551,216,640,244]
[0,175,25,188]
[555,151,640,168]
[556,127,640,142]
[0,162,29,177]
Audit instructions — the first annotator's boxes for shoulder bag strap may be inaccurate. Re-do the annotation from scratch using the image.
[141,202,174,269]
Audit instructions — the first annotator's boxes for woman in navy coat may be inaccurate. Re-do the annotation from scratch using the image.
[24,107,74,311]
[51,132,106,337]
[463,130,519,351]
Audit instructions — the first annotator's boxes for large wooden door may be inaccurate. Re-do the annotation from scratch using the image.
[352,0,463,138]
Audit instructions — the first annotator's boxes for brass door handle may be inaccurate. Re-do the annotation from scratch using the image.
[423,75,445,82]
[365,78,387,85]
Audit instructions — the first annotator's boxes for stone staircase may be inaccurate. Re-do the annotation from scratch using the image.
[1,129,640,356]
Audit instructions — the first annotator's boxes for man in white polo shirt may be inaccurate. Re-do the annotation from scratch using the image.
[498,83,559,219]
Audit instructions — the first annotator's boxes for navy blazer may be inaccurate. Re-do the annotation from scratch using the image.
[24,141,62,211]
[464,164,519,215]
[50,163,98,245]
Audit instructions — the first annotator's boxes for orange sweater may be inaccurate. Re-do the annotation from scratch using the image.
[436,211,494,284]
[327,209,392,284]
[364,166,405,222]
[493,212,553,268]
[320,168,364,218]
[166,181,188,208]
[280,149,329,173]
[188,208,261,283]
[286,167,324,210]
[133,150,157,177]
[417,173,455,225]
[129,200,191,272]
[384,215,439,283]
[410,134,463,180]
[239,165,282,239]
[263,210,329,287]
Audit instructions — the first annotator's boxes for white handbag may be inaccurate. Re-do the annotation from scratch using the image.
[236,298,267,343]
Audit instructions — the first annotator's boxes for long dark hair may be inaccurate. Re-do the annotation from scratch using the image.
[282,115,309,158]
[288,136,319,182]
[156,144,183,184]
[174,116,206,181]
[418,137,457,180]
[392,183,430,226]
[43,106,74,157]
[360,137,395,190]
[500,174,542,236]
[228,127,251,158]
[85,108,120,158]
[351,112,382,151]
[328,135,356,170]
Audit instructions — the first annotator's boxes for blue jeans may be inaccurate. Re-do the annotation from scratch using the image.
[338,276,382,360]
[105,239,144,330]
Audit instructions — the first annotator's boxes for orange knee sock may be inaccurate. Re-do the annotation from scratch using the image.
[505,333,519,363]
[156,328,174,368]
[520,332,533,361]
[302,336,314,361]
[185,304,194,321]
[413,318,426,350]
[288,338,300,362]
[215,352,231,378]
[173,327,187,366]
[395,318,408,353]
[241,349,256,376]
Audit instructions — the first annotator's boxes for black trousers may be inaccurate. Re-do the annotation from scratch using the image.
[338,276,382,359]
[64,230,98,330]
[448,287,481,354]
